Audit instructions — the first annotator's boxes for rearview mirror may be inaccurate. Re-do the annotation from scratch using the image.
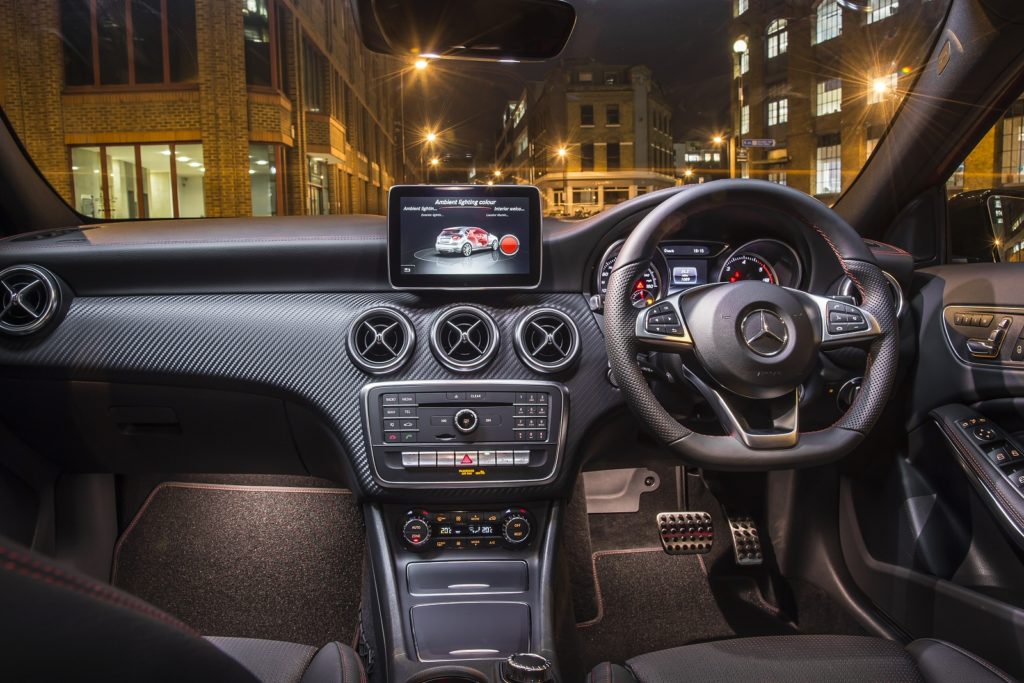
[353,0,576,62]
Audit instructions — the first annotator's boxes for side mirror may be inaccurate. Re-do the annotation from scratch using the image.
[353,0,576,62]
[948,190,1024,263]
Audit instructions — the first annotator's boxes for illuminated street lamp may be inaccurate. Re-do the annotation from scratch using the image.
[425,131,438,143]
[712,135,724,145]
[684,168,694,180]
[732,38,748,54]
[494,169,503,179]
[872,77,890,96]
[557,146,569,215]
[414,58,429,71]
[728,36,749,180]
[430,157,440,166]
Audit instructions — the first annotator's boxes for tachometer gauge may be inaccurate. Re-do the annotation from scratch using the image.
[720,254,778,284]
[597,241,661,308]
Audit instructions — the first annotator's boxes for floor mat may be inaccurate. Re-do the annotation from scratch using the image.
[576,549,795,672]
[112,482,364,647]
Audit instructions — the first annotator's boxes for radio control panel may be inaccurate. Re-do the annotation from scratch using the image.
[361,381,567,488]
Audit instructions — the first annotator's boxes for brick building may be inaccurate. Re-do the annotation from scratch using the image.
[727,0,947,200]
[494,61,678,217]
[0,0,400,219]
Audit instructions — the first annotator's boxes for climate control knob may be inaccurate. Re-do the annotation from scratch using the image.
[501,511,532,546]
[401,513,432,549]
[454,408,479,434]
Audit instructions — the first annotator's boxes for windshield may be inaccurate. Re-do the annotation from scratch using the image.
[0,0,951,222]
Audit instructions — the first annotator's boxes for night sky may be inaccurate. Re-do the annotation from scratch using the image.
[402,0,732,166]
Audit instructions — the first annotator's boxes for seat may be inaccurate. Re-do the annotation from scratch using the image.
[589,635,1015,683]
[0,535,365,683]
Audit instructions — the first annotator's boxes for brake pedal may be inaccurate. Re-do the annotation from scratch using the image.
[656,511,714,555]
[727,515,764,566]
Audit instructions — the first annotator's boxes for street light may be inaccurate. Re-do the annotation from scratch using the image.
[712,135,724,145]
[732,38,748,54]
[871,77,890,96]
[425,131,438,143]
[557,146,569,215]
[414,58,429,71]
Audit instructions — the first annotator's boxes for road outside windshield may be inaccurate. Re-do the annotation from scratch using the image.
[0,0,952,221]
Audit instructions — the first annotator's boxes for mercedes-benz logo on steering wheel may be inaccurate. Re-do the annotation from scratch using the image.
[741,309,789,357]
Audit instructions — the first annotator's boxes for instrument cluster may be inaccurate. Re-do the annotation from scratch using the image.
[595,238,803,309]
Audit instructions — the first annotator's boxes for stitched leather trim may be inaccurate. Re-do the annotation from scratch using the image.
[0,542,195,634]
[915,638,1014,682]
[937,421,1024,530]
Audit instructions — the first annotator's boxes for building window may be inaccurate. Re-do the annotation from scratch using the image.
[244,0,284,88]
[1000,108,1024,185]
[740,105,750,135]
[250,143,281,216]
[308,158,328,215]
[607,142,620,170]
[767,19,788,59]
[604,188,629,205]
[59,0,198,86]
[581,143,595,171]
[572,187,598,205]
[816,78,842,116]
[606,104,620,126]
[816,135,842,195]
[768,169,788,185]
[577,71,593,83]
[740,47,750,76]
[734,0,749,17]
[580,105,595,127]
[813,0,842,45]
[866,0,898,24]
[868,72,899,104]
[604,71,619,85]
[302,39,326,113]
[767,97,788,126]
[71,142,204,219]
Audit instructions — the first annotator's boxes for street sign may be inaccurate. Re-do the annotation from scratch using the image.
[741,138,776,148]
[736,150,749,162]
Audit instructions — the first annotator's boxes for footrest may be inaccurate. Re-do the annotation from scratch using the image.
[656,511,714,555]
[727,515,763,566]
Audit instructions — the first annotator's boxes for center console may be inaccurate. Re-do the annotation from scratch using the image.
[361,380,568,488]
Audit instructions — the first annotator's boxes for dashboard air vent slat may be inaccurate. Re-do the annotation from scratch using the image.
[430,306,500,372]
[514,309,580,373]
[347,308,415,374]
[0,264,60,336]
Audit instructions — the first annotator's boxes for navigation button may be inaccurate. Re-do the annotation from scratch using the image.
[400,407,417,417]
[382,394,399,405]
[431,415,453,427]
[383,407,399,418]
[399,394,417,405]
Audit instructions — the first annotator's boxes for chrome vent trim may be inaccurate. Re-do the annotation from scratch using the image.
[839,270,905,318]
[430,306,500,373]
[0,264,60,336]
[514,308,580,373]
[346,308,415,374]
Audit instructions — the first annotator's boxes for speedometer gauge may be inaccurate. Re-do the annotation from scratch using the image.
[720,254,778,284]
[597,241,661,308]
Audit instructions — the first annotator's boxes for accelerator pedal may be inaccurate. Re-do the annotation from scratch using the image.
[656,511,714,555]
[727,514,764,566]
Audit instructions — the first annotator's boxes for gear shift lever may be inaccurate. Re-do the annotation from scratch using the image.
[499,653,553,682]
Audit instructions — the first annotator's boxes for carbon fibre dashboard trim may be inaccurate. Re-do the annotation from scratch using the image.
[0,291,619,499]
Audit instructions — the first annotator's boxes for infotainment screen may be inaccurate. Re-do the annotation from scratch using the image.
[388,185,542,289]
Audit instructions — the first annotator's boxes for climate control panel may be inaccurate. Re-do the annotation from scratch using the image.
[399,507,535,552]
[361,381,568,488]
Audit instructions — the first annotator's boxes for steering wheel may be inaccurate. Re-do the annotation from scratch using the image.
[604,180,898,470]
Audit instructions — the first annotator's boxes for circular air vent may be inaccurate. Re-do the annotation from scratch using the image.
[514,308,580,373]
[430,306,500,372]
[838,271,905,317]
[0,264,60,336]
[346,308,415,374]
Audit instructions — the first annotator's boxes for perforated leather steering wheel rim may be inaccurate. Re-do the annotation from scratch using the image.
[604,180,899,470]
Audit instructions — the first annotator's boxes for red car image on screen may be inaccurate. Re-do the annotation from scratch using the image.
[435,226,500,256]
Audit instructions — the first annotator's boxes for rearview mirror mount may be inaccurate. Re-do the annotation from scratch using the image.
[353,0,576,63]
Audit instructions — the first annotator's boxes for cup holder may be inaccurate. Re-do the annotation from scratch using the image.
[405,666,489,683]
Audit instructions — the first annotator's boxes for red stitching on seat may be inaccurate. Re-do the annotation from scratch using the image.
[0,542,196,635]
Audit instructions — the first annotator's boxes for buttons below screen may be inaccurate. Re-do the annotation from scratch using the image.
[401,450,530,469]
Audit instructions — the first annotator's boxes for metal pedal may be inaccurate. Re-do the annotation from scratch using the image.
[728,515,764,566]
[656,511,714,555]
